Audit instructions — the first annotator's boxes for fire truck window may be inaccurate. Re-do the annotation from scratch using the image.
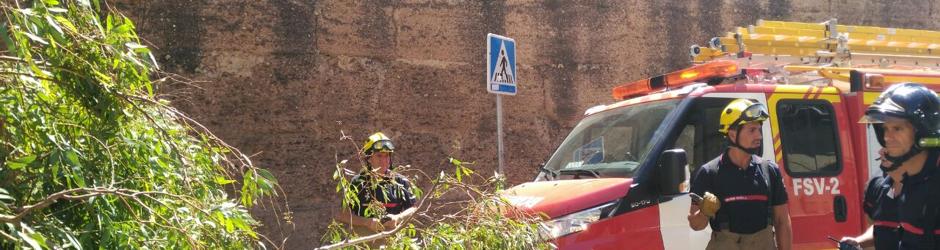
[698,106,726,166]
[675,124,696,175]
[604,127,634,162]
[543,99,680,178]
[776,100,842,177]
[677,97,731,175]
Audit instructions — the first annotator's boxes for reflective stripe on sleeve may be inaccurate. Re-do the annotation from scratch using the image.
[900,222,940,235]
[723,195,768,203]
[873,220,899,228]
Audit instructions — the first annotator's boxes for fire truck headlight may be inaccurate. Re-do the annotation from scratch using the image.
[539,201,616,240]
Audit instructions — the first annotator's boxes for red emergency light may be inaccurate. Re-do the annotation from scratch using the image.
[612,60,740,100]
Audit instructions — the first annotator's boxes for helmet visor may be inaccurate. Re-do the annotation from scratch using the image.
[370,140,395,153]
[741,103,770,123]
[859,112,891,124]
[860,94,908,124]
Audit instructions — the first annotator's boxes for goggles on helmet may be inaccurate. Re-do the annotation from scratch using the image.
[743,103,770,121]
[731,103,769,129]
[368,140,395,154]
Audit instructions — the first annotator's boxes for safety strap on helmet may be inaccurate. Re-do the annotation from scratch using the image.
[882,147,923,173]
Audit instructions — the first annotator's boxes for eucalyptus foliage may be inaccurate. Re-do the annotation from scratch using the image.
[0,0,281,249]
[323,155,548,249]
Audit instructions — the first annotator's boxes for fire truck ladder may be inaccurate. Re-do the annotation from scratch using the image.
[690,19,940,69]
[611,18,940,100]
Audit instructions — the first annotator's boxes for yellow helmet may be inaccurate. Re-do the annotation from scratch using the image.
[361,132,395,156]
[718,99,769,135]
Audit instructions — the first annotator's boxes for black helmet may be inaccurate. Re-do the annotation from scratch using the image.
[859,83,940,171]
[860,82,940,146]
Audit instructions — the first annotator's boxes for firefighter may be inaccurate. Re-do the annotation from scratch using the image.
[334,132,417,234]
[688,99,793,250]
[857,83,940,249]
[838,147,902,250]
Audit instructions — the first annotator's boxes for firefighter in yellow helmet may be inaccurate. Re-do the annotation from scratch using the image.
[688,99,793,250]
[361,132,396,173]
[334,132,417,234]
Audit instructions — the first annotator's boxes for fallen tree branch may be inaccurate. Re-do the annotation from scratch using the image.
[0,187,180,223]
[314,180,442,250]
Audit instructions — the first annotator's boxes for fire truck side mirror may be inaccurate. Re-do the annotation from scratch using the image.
[657,149,688,195]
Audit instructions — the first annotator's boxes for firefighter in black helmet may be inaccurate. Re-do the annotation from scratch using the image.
[334,132,417,234]
[838,149,903,250]
[853,83,940,250]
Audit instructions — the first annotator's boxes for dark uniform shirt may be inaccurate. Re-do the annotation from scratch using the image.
[863,175,900,250]
[347,172,417,218]
[691,151,789,234]
[898,150,940,250]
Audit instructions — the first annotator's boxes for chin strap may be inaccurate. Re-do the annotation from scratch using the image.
[730,143,761,155]
[729,129,762,155]
[881,146,922,173]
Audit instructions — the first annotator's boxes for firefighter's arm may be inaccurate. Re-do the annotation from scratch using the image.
[840,225,874,248]
[772,204,792,250]
[382,207,417,229]
[334,208,384,232]
[688,203,709,231]
[688,192,719,231]
[688,168,715,231]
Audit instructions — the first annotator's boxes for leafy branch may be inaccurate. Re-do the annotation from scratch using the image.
[315,175,441,250]
[0,187,185,223]
[0,0,291,248]
[318,133,547,249]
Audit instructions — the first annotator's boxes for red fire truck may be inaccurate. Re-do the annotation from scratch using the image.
[502,19,940,249]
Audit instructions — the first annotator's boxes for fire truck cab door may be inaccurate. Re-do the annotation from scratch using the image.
[768,93,862,248]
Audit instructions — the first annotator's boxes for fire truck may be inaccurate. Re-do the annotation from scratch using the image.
[502,19,940,249]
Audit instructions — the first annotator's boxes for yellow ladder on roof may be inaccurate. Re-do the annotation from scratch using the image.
[691,19,940,67]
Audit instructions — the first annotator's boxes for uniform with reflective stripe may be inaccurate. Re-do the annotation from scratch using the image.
[691,152,788,234]
[898,150,940,249]
[864,175,900,250]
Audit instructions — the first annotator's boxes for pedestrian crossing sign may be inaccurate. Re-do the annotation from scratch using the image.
[487,33,517,95]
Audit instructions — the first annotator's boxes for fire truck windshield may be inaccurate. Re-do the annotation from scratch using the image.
[543,99,680,179]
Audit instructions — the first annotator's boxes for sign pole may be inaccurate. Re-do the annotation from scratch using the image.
[496,94,504,177]
[485,33,516,179]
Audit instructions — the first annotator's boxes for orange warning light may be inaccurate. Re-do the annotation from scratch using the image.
[611,79,652,100]
[612,60,740,100]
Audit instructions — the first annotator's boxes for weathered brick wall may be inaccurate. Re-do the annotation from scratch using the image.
[112,0,940,247]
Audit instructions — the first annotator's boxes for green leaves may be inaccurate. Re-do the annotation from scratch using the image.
[214,176,235,185]
[449,157,474,182]
[52,16,76,33]
[327,155,546,249]
[0,0,283,248]
[19,231,46,250]
[0,188,14,202]
[6,154,37,170]
[23,32,49,46]
[240,168,277,208]
[16,223,49,250]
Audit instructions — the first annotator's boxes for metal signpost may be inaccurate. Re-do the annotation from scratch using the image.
[486,33,517,177]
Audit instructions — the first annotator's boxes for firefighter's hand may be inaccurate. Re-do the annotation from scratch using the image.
[381,215,399,230]
[687,203,708,231]
[878,148,894,168]
[698,192,720,218]
[838,237,862,250]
